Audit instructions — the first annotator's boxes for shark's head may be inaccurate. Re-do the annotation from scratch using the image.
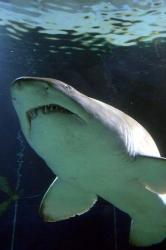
[11,77,90,135]
[11,77,115,167]
[11,76,92,135]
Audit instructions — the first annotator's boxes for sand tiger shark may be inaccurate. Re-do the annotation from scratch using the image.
[11,77,166,246]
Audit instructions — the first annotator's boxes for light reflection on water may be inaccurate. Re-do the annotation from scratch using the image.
[0,0,166,46]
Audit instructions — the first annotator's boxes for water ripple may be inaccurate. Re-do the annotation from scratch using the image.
[0,0,166,46]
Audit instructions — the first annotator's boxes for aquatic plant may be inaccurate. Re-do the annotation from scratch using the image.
[0,176,18,216]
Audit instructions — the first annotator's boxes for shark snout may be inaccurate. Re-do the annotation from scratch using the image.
[11,77,47,90]
[11,77,51,115]
[11,77,51,101]
[11,76,91,124]
[11,77,35,99]
[11,77,25,93]
[11,76,34,87]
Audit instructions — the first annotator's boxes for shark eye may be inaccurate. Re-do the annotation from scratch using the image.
[64,84,71,90]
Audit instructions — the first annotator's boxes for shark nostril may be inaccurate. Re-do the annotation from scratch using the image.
[12,80,23,90]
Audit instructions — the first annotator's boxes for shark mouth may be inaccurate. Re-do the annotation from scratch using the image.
[27,104,74,124]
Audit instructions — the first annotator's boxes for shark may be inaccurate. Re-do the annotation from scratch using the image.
[11,76,166,246]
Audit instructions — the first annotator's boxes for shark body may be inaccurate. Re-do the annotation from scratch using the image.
[11,77,166,246]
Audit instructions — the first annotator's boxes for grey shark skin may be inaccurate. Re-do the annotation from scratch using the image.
[11,77,166,247]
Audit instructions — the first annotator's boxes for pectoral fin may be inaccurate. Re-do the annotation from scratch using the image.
[136,155,166,194]
[40,177,97,222]
[127,182,166,246]
[130,218,166,246]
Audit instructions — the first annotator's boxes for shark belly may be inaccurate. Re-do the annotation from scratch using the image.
[28,110,166,212]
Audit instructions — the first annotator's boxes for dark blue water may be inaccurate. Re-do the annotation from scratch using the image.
[0,1,166,250]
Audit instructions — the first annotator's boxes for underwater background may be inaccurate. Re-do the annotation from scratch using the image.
[0,0,166,249]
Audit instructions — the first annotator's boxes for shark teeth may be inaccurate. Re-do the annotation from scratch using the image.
[27,104,73,120]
